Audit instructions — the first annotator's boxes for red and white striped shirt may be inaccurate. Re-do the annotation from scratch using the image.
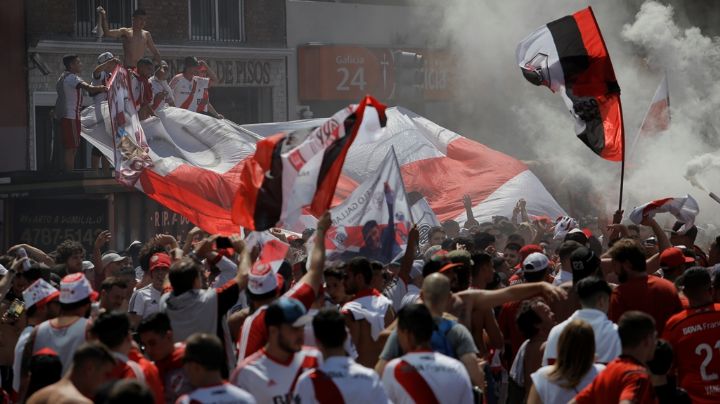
[169,74,209,112]
[175,382,254,404]
[230,347,321,404]
[236,282,316,361]
[293,356,389,404]
[382,351,473,404]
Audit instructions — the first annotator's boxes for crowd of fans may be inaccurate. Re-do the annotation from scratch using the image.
[0,196,718,404]
[31,5,720,404]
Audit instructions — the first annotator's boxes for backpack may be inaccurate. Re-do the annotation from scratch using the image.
[430,318,457,358]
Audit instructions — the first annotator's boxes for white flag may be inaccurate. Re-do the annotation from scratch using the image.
[318,147,412,264]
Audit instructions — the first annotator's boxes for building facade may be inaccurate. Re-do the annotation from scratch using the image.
[1,0,288,251]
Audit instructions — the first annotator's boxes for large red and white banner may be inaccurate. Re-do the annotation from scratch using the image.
[106,66,153,185]
[81,98,566,235]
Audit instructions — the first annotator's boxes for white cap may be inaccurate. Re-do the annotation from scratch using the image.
[60,273,97,304]
[97,51,114,64]
[101,253,127,268]
[82,260,95,272]
[522,252,550,273]
[23,279,60,309]
[248,262,281,295]
[0,264,7,276]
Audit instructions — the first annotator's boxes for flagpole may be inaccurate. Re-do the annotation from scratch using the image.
[618,97,626,213]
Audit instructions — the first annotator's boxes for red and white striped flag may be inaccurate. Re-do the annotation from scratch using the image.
[106,66,153,185]
[628,74,670,159]
[629,195,698,230]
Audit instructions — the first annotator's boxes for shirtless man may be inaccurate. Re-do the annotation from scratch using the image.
[98,7,161,68]
[26,342,115,404]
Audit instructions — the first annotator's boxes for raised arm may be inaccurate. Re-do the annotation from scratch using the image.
[0,258,24,301]
[7,244,54,267]
[93,57,120,78]
[231,234,248,290]
[642,217,671,253]
[397,225,419,285]
[199,60,219,86]
[458,281,566,310]
[301,211,330,295]
[98,7,126,39]
[463,194,480,229]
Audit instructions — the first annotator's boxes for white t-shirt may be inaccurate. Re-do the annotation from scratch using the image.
[149,76,175,110]
[341,289,393,341]
[32,317,89,373]
[60,73,84,119]
[128,284,163,320]
[230,347,322,403]
[293,356,389,404]
[530,364,605,404]
[169,74,210,112]
[176,382,255,404]
[382,351,473,404]
[542,308,621,366]
[12,326,33,392]
[399,284,421,309]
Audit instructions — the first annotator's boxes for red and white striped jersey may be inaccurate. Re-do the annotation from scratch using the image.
[175,382,255,404]
[169,74,209,112]
[230,347,321,404]
[60,73,84,119]
[382,351,473,404]
[236,282,316,361]
[293,356,389,404]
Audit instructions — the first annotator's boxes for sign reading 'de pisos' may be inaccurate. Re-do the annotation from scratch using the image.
[298,45,454,101]
[165,58,277,86]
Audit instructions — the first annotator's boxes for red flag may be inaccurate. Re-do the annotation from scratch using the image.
[517,7,624,161]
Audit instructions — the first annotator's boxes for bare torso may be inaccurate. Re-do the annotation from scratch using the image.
[26,379,92,404]
[122,28,150,67]
[0,300,25,365]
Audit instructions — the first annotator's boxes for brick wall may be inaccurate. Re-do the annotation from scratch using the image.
[27,0,75,40]
[138,0,188,42]
[244,0,285,46]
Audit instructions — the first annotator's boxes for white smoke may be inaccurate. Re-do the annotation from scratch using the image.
[410,0,720,242]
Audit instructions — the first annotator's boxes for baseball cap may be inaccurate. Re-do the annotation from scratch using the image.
[60,273,97,304]
[82,261,95,272]
[101,253,127,268]
[248,262,283,295]
[660,247,694,268]
[570,247,600,275]
[439,262,463,274]
[565,228,589,245]
[678,267,711,291]
[33,347,58,357]
[264,297,313,328]
[97,52,114,64]
[23,279,60,309]
[149,253,171,272]
[523,252,549,273]
[519,244,543,261]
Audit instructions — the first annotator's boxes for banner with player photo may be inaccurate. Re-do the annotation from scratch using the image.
[107,65,153,186]
[316,147,413,264]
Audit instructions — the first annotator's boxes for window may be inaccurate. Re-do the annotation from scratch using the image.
[76,0,135,38]
[189,0,243,42]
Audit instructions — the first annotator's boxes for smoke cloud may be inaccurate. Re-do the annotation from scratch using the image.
[410,0,720,242]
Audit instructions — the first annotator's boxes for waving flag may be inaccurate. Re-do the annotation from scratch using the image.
[316,147,412,264]
[628,75,670,159]
[245,231,290,273]
[410,196,441,245]
[231,96,387,231]
[516,7,624,161]
[629,195,698,231]
[106,66,153,185]
[82,99,565,235]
